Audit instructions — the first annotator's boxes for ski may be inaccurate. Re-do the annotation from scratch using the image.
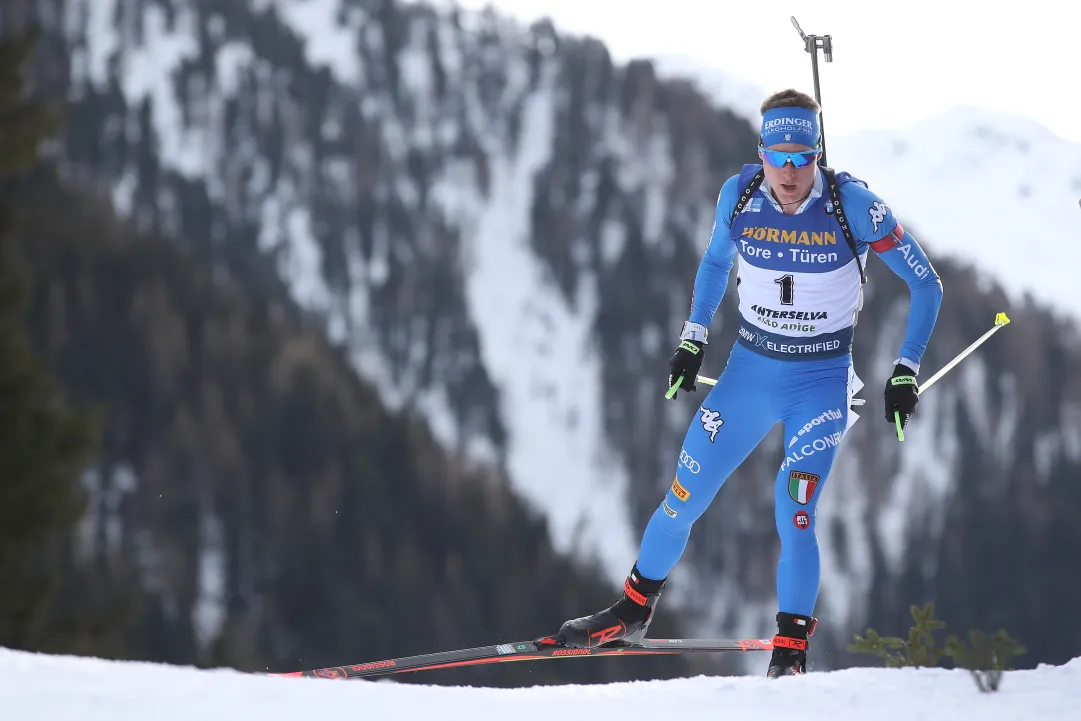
[268,636,776,680]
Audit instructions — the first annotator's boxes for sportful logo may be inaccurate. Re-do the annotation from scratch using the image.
[699,406,723,442]
[789,408,844,447]
[869,201,889,234]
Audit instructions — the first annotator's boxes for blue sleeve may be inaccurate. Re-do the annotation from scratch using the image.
[840,182,944,373]
[686,174,740,332]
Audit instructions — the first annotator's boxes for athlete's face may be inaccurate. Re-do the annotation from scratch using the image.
[759,143,820,211]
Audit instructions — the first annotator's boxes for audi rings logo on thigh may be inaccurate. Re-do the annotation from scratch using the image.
[679,447,701,474]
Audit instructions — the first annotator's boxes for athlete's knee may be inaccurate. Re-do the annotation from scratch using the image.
[776,496,817,534]
[776,505,819,551]
[777,467,826,508]
[774,468,825,543]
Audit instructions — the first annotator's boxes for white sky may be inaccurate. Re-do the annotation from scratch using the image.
[439,0,1081,144]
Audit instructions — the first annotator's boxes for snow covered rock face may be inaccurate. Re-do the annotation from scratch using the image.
[44,0,1081,667]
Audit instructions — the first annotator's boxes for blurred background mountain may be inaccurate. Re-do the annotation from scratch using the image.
[1,0,1078,685]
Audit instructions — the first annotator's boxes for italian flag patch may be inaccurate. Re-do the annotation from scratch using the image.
[788,471,820,505]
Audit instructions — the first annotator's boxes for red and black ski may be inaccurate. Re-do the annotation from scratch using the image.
[268,636,775,680]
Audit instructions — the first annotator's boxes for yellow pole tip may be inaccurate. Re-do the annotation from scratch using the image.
[995,312,1011,326]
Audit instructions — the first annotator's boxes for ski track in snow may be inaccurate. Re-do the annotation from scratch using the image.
[3,649,1079,721]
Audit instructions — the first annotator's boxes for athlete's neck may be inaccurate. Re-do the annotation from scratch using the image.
[770,187,812,216]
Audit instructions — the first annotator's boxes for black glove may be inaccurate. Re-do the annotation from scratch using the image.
[883,363,919,429]
[668,340,704,397]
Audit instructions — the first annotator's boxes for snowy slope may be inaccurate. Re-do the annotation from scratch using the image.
[3,648,1079,721]
[62,0,639,586]
[827,108,1081,315]
[659,55,1081,315]
[651,54,766,124]
[433,51,638,578]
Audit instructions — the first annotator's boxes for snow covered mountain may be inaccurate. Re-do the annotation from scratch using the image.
[665,64,1081,316]
[827,110,1081,315]
[41,0,1081,670]
[4,647,1080,721]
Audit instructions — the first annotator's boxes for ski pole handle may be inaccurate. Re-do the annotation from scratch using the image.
[665,375,684,399]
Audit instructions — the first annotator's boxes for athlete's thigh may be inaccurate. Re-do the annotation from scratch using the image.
[664,349,777,524]
[774,365,850,530]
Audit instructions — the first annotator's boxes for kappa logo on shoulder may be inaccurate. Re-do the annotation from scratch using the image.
[868,200,889,234]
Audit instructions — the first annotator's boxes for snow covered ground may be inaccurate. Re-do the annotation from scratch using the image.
[3,648,1078,721]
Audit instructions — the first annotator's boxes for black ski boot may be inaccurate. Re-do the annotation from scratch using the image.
[555,565,665,648]
[766,611,817,678]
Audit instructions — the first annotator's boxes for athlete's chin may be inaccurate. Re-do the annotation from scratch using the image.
[775,184,805,204]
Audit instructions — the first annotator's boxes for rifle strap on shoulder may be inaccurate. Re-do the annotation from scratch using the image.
[729,166,866,286]
[729,168,765,224]
[823,166,866,285]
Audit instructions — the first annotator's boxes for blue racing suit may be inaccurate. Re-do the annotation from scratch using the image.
[635,164,944,617]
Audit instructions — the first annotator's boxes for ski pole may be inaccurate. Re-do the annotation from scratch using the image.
[790,16,833,167]
[682,312,1012,440]
[891,312,1011,440]
[915,312,1011,395]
